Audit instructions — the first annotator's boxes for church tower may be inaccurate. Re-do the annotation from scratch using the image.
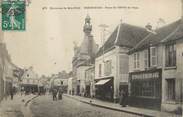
[79,14,97,59]
[83,14,92,36]
[72,14,98,67]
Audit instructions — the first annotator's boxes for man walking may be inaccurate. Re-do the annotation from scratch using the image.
[52,88,58,101]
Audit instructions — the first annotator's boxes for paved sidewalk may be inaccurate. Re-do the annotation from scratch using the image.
[0,94,37,117]
[65,94,182,117]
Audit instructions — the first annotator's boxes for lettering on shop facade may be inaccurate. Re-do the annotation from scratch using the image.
[131,72,160,80]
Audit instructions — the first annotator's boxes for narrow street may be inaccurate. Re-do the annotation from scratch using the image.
[30,95,141,117]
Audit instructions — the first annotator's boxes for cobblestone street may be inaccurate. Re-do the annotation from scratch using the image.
[30,95,141,117]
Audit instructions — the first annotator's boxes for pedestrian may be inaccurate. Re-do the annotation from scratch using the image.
[21,87,24,96]
[119,89,128,107]
[58,87,63,100]
[52,88,58,101]
[10,87,15,100]
[124,90,128,107]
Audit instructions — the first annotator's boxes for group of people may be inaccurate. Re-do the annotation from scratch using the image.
[52,87,63,101]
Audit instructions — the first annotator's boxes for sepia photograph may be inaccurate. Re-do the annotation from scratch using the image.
[0,0,182,117]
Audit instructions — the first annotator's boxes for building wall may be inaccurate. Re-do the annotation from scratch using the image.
[0,56,4,101]
[161,40,183,113]
[116,46,130,98]
[22,79,39,85]
[76,66,90,95]
[176,40,183,103]
[129,41,182,113]
[129,46,163,73]
[60,78,68,86]
[0,43,15,100]
[67,77,73,94]
[3,53,17,98]
[52,78,69,93]
[128,45,163,109]
[95,48,116,79]
[21,68,39,86]
[85,66,95,97]
[95,46,130,100]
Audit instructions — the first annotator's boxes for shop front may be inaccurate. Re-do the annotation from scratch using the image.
[95,77,114,102]
[21,84,38,94]
[129,69,162,110]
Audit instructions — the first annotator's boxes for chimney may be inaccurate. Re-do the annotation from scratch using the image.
[145,23,157,34]
[145,23,152,31]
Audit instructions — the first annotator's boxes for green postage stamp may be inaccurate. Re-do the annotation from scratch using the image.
[2,0,25,31]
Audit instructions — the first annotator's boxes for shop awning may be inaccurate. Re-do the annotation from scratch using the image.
[95,79,110,85]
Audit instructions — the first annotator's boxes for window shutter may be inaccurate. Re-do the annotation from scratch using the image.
[150,47,157,66]
[144,50,148,68]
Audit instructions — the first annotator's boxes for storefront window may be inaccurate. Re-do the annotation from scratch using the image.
[131,71,161,98]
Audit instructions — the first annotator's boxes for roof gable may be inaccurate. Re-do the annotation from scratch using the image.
[115,24,149,47]
[97,23,149,57]
[130,20,182,53]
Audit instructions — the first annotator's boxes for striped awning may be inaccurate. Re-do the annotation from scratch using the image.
[95,79,110,85]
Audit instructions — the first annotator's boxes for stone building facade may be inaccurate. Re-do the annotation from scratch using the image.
[129,20,183,114]
[85,65,95,97]
[95,22,149,102]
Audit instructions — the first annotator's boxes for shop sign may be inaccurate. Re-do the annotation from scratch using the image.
[131,72,160,80]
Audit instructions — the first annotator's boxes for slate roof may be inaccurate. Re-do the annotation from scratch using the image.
[130,19,183,54]
[79,35,98,56]
[96,23,149,57]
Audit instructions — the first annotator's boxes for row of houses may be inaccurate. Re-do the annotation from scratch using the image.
[0,35,22,102]
[70,14,183,114]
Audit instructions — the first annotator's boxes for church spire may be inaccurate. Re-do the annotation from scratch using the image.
[83,14,92,35]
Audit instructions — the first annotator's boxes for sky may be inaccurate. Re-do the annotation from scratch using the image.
[3,0,182,76]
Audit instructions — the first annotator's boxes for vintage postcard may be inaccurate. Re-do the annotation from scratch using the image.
[0,0,182,117]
